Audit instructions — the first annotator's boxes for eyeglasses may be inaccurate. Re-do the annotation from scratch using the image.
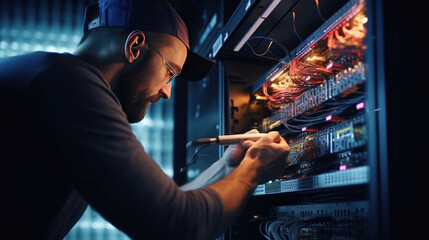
[149,46,179,86]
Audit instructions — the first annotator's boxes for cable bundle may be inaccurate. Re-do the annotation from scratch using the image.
[248,10,367,105]
[259,217,333,240]
[282,93,366,133]
[262,69,306,104]
[327,12,367,58]
[288,58,333,87]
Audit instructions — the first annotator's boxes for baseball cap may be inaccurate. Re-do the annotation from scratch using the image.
[82,0,215,81]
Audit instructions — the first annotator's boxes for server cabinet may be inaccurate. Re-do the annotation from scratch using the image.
[181,0,426,239]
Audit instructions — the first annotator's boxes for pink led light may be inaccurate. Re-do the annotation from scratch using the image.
[326,62,333,69]
[339,165,347,171]
[326,115,332,121]
[356,102,365,110]
[302,127,307,131]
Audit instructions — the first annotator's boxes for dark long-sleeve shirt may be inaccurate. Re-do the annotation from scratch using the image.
[0,52,223,240]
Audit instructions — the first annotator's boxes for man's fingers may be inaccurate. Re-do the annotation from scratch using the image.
[278,136,289,150]
[238,129,261,149]
[240,140,254,149]
[245,129,260,134]
[258,131,281,144]
[271,132,282,144]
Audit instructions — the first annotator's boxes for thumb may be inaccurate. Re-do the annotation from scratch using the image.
[245,129,260,134]
[240,129,260,148]
[261,131,282,144]
[240,140,254,149]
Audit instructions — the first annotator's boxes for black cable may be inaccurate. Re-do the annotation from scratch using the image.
[246,36,291,61]
[179,143,210,173]
[292,11,303,43]
[314,0,327,22]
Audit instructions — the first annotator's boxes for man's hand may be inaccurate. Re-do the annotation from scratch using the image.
[221,129,260,173]
[180,129,263,191]
[241,131,290,184]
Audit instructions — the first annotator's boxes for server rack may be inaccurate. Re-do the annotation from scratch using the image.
[175,0,248,182]
[179,0,426,239]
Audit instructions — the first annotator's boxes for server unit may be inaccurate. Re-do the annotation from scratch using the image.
[178,0,426,239]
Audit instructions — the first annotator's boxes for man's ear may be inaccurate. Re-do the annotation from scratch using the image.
[124,30,146,63]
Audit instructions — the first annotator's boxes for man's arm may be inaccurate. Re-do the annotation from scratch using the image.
[180,145,247,190]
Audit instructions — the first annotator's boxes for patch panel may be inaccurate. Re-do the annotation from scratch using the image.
[294,62,365,121]
[260,62,366,132]
[287,113,366,165]
[275,201,369,221]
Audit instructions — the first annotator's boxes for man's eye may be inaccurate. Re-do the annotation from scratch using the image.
[166,67,174,76]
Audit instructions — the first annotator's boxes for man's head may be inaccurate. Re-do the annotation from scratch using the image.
[75,0,213,123]
[109,29,187,123]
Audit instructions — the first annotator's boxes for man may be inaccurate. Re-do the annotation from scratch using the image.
[0,0,290,239]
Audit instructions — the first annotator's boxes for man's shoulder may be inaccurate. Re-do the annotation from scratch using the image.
[35,52,103,79]
[44,52,103,79]
[0,51,104,87]
[1,51,83,70]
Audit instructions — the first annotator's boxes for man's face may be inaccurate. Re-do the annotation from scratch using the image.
[112,35,187,123]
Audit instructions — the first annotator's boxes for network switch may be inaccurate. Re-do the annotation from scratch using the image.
[253,165,369,195]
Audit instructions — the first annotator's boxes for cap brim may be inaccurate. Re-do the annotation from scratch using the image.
[178,50,215,81]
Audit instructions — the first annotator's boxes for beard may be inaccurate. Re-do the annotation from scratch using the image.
[112,74,163,123]
[120,90,162,123]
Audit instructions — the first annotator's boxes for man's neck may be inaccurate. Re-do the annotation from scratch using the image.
[73,45,125,85]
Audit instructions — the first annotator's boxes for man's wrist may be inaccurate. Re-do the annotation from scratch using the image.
[230,158,259,192]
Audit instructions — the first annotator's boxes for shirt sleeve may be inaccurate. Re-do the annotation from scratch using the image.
[180,159,227,191]
[32,63,224,240]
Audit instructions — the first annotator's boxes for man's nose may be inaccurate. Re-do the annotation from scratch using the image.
[159,82,172,99]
